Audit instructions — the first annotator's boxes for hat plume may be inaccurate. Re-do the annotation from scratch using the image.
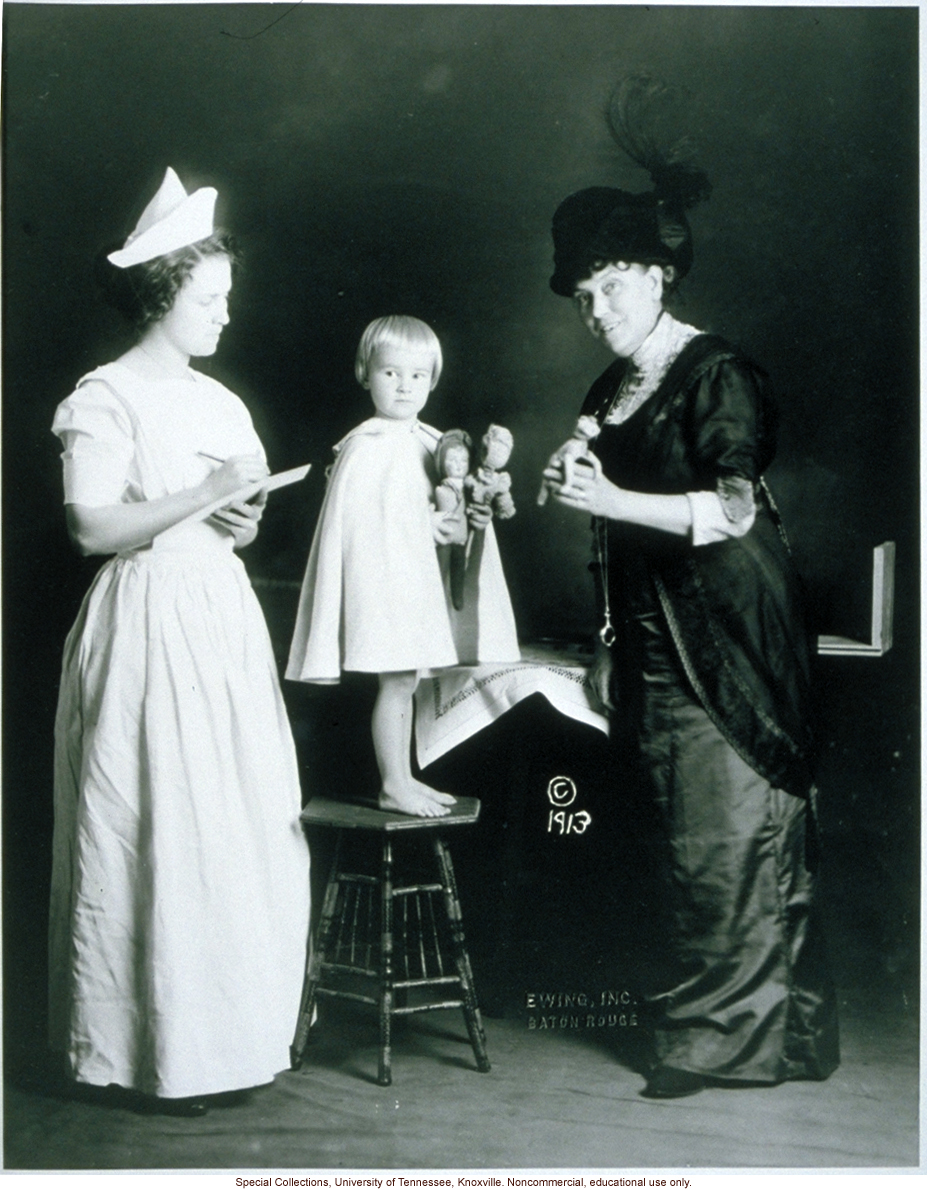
[606,75,712,212]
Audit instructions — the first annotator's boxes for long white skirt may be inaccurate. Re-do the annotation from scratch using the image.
[49,529,310,1099]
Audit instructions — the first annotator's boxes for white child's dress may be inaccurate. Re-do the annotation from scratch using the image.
[49,362,311,1100]
[286,416,519,684]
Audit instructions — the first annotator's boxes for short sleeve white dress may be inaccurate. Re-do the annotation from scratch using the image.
[48,362,311,1100]
[285,416,520,685]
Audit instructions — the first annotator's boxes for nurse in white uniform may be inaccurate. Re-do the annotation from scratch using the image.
[48,168,310,1116]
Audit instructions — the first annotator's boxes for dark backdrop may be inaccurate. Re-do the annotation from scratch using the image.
[3,3,919,1069]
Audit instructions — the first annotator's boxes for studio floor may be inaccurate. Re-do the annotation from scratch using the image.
[3,982,917,1171]
[5,694,920,1172]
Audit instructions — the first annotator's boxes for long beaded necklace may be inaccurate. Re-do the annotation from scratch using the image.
[592,315,700,648]
[594,513,616,647]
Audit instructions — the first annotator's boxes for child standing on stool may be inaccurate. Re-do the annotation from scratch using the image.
[286,315,517,818]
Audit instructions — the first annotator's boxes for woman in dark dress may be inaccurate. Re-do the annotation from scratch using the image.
[541,83,839,1098]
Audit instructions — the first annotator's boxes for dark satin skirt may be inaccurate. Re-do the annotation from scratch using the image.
[627,608,840,1083]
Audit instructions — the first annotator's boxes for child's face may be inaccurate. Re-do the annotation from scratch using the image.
[365,343,434,421]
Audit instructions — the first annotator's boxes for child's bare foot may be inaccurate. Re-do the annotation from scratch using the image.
[410,777,456,807]
[380,785,452,818]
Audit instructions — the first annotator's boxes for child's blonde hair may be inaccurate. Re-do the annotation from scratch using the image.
[354,315,443,388]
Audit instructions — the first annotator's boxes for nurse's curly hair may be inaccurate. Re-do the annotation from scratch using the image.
[94,231,239,330]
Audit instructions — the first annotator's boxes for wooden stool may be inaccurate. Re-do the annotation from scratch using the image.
[290,796,491,1086]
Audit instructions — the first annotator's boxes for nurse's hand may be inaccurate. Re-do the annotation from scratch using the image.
[209,492,266,549]
[545,454,625,521]
[202,454,269,503]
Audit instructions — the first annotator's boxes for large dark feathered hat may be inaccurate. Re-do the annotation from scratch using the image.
[550,77,712,297]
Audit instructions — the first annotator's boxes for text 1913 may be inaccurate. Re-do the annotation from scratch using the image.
[547,809,591,835]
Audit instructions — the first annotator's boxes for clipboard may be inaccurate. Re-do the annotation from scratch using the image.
[172,463,311,530]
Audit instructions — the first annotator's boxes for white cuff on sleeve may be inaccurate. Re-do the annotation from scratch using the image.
[687,489,756,546]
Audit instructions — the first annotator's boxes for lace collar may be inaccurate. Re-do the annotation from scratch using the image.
[604,312,701,426]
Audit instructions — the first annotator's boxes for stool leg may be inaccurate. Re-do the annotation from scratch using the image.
[290,833,343,1069]
[433,838,491,1074]
[378,836,394,1087]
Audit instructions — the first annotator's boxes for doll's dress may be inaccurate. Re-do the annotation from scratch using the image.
[434,477,469,546]
[48,362,310,1099]
[286,416,521,684]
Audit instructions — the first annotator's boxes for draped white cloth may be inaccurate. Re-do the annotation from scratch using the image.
[49,364,310,1099]
[414,645,609,769]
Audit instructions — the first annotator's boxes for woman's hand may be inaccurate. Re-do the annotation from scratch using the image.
[201,454,269,504]
[209,491,266,549]
[543,453,625,520]
[543,455,694,536]
[587,637,615,712]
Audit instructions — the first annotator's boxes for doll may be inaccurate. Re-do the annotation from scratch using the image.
[440,424,516,613]
[465,424,516,520]
[434,429,473,548]
[537,414,601,505]
[435,429,473,610]
[440,424,517,612]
